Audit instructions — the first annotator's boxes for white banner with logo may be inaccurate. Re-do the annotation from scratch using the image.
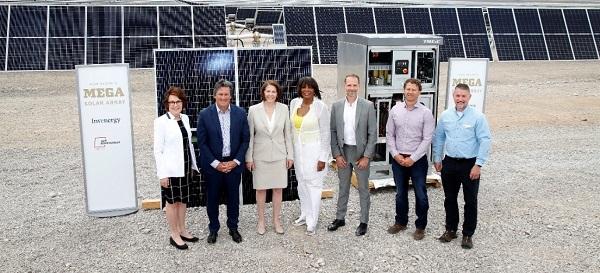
[76,64,138,217]
[446,58,489,113]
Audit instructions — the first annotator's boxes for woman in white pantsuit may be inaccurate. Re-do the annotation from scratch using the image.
[246,80,294,235]
[289,76,331,235]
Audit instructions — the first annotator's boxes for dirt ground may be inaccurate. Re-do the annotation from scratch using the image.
[1,60,599,272]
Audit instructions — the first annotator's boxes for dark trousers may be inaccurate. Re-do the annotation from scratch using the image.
[391,155,429,229]
[441,156,480,236]
[205,170,241,233]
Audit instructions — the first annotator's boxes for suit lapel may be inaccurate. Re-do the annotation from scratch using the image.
[354,98,362,130]
[211,104,223,142]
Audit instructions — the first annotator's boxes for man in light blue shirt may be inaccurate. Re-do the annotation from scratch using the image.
[433,83,491,249]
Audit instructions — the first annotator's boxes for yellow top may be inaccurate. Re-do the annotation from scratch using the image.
[292,110,303,129]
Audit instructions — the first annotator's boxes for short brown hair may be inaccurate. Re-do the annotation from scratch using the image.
[454,83,470,93]
[344,73,360,84]
[260,80,281,101]
[403,78,422,91]
[163,86,187,111]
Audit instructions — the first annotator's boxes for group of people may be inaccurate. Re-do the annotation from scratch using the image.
[153,74,491,251]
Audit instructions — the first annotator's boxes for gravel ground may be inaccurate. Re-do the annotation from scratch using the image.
[1,61,599,272]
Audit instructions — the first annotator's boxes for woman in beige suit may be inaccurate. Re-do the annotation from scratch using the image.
[246,80,294,235]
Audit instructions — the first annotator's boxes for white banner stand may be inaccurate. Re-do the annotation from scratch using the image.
[76,64,138,217]
[446,58,489,113]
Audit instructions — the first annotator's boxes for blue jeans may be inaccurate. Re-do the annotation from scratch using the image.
[392,156,429,229]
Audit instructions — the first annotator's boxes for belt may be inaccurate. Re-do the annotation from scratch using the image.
[222,156,233,161]
[445,156,475,161]
[399,153,411,158]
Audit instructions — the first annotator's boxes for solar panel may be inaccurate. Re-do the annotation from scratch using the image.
[48,38,85,70]
[545,35,573,60]
[237,48,311,109]
[403,8,433,34]
[255,10,281,26]
[514,9,544,34]
[374,8,404,34]
[160,36,193,49]
[283,7,316,35]
[124,37,158,68]
[569,34,598,59]
[225,7,237,17]
[315,7,346,34]
[87,6,122,37]
[194,36,227,48]
[458,8,487,34]
[236,8,256,21]
[0,6,7,37]
[595,34,600,53]
[87,37,122,64]
[124,7,157,37]
[520,34,549,60]
[193,6,226,36]
[272,24,287,45]
[318,35,338,64]
[286,35,319,64]
[494,34,523,61]
[563,9,593,34]
[463,34,492,60]
[154,48,236,207]
[488,8,518,34]
[0,38,5,70]
[438,34,464,62]
[345,7,375,33]
[154,49,236,126]
[431,8,460,35]
[7,38,46,70]
[539,9,568,34]
[49,6,85,37]
[9,6,47,37]
[159,6,192,36]
[588,10,600,34]
[154,47,311,205]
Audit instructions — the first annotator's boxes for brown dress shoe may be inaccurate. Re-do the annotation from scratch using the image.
[387,224,407,234]
[438,230,458,242]
[461,236,473,249]
[413,229,425,240]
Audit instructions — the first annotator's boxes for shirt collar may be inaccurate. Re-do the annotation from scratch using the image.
[402,101,421,110]
[216,104,231,114]
[345,97,357,107]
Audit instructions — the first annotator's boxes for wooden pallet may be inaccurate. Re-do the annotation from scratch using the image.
[350,171,441,190]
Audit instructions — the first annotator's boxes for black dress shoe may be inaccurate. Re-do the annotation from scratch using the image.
[229,229,243,243]
[207,232,218,244]
[181,235,199,243]
[169,237,188,250]
[461,236,473,249]
[327,219,346,231]
[355,223,368,236]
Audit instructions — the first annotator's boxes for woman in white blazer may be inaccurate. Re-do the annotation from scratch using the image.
[153,87,199,250]
[289,76,331,236]
[246,80,294,235]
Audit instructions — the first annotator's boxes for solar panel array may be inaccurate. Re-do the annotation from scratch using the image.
[489,8,600,61]
[0,5,226,71]
[1,5,600,71]
[154,47,312,205]
[282,6,494,63]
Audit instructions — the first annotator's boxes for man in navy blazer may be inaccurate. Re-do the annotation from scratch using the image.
[197,79,250,244]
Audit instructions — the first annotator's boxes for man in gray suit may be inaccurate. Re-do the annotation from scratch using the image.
[327,74,377,236]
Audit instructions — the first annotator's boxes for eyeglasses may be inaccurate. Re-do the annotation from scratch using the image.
[168,100,183,105]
